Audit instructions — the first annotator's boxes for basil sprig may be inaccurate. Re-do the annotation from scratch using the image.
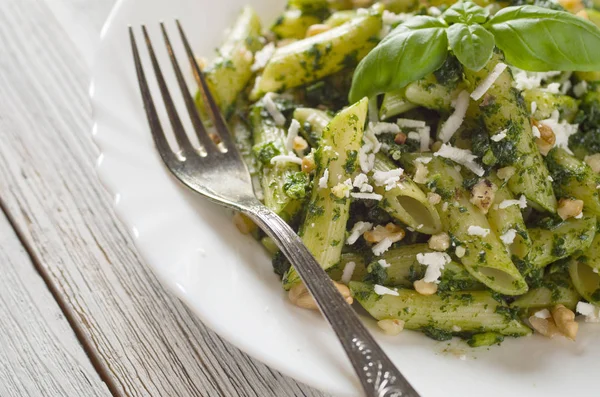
[348,1,600,103]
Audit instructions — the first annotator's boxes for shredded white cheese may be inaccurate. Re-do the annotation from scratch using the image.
[512,69,562,91]
[358,146,375,173]
[467,225,490,237]
[471,63,507,101]
[378,259,391,268]
[413,162,429,184]
[439,90,470,143]
[263,92,286,126]
[318,168,329,189]
[434,144,485,176]
[418,127,431,152]
[491,129,508,142]
[351,192,383,201]
[270,154,302,165]
[532,125,541,138]
[346,221,373,245]
[576,301,600,323]
[397,118,426,128]
[531,101,537,115]
[285,119,300,153]
[540,110,579,154]
[416,252,451,283]
[500,229,517,245]
[561,79,572,95]
[573,80,588,98]
[543,82,561,94]
[370,122,400,135]
[373,168,404,191]
[575,211,584,219]
[414,157,432,164]
[341,261,356,285]
[534,309,551,319]
[251,42,275,72]
[372,237,394,256]
[498,195,528,209]
[353,173,373,193]
[374,284,399,296]
[407,131,421,140]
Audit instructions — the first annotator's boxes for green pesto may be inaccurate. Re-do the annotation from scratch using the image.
[350,282,532,336]
[283,98,368,289]
[283,172,310,199]
[463,53,557,213]
[467,332,504,347]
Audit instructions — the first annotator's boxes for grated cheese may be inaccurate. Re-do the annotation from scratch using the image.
[491,129,508,142]
[372,237,394,256]
[318,168,329,189]
[341,261,356,285]
[531,101,537,115]
[346,221,373,245]
[358,146,375,173]
[285,119,301,153]
[540,110,579,154]
[576,301,600,323]
[467,225,490,237]
[373,168,404,191]
[263,92,286,126]
[512,69,562,91]
[573,80,588,98]
[270,154,302,165]
[439,90,470,143]
[418,127,431,152]
[532,125,541,138]
[416,252,451,283]
[351,192,383,201]
[575,211,584,219]
[397,118,426,128]
[407,131,421,140]
[378,259,391,268]
[414,157,432,164]
[498,194,528,209]
[561,79,572,95]
[251,42,275,72]
[500,229,517,245]
[374,284,399,296]
[434,144,485,176]
[470,63,507,101]
[413,162,429,184]
[543,82,561,94]
[353,173,373,193]
[370,122,400,135]
[534,309,551,319]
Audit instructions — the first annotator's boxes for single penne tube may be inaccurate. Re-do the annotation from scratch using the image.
[350,282,532,337]
[251,11,382,99]
[250,99,303,221]
[283,98,368,289]
[373,155,442,234]
[199,6,262,118]
[463,53,557,213]
[402,155,528,295]
[528,214,597,269]
[545,148,600,216]
[486,174,531,260]
[361,244,484,290]
[404,73,466,113]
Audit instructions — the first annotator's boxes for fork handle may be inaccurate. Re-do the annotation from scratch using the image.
[246,205,419,397]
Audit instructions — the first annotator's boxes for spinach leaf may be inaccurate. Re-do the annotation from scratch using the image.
[486,6,600,71]
[348,16,448,102]
[447,23,495,71]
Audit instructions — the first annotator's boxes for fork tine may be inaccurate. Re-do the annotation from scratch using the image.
[175,20,237,151]
[130,27,175,163]
[159,23,217,153]
[141,25,195,155]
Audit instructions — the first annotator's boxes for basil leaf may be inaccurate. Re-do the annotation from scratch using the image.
[443,1,490,25]
[349,17,448,102]
[447,23,495,71]
[486,6,600,71]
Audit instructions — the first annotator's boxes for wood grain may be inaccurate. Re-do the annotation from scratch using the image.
[0,212,111,397]
[0,0,329,396]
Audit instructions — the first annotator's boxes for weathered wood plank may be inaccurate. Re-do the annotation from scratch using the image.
[0,211,111,397]
[0,0,328,395]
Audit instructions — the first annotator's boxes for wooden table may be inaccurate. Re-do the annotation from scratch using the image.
[0,1,329,395]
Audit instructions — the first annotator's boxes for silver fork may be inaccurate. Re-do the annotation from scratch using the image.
[129,21,419,397]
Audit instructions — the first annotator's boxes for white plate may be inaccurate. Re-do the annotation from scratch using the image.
[91,1,600,396]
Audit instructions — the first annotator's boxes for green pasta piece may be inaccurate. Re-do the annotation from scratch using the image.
[486,174,531,260]
[373,155,442,234]
[283,98,368,289]
[361,244,485,291]
[379,89,418,120]
[546,148,600,216]
[511,270,580,311]
[404,74,465,113]
[569,234,600,304]
[402,155,528,295]
[271,10,322,39]
[522,89,579,123]
[350,282,532,337]
[250,101,303,221]
[198,6,262,118]
[251,11,382,99]
[528,214,597,269]
[463,53,557,213]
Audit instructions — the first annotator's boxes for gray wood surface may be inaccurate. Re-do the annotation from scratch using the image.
[0,0,329,395]
[0,212,111,397]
